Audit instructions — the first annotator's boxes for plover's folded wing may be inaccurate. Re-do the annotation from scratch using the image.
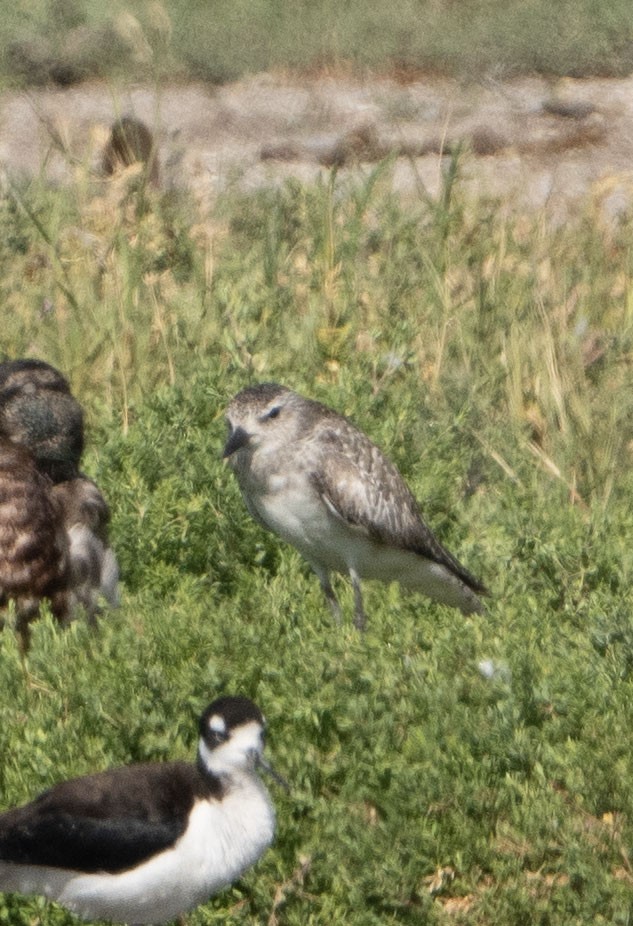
[312,435,488,596]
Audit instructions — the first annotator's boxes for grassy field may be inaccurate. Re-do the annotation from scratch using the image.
[1,153,633,926]
[3,0,633,88]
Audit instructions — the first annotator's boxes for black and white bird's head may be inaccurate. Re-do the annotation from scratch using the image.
[223,383,297,463]
[197,696,280,783]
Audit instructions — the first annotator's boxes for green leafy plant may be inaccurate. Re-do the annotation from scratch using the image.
[1,154,633,925]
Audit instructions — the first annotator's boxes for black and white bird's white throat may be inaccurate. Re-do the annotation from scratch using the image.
[0,696,279,925]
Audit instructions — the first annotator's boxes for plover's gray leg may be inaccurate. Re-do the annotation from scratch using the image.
[349,568,367,631]
[316,569,342,624]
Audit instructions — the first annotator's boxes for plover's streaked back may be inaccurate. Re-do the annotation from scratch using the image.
[0,695,281,925]
[224,383,487,629]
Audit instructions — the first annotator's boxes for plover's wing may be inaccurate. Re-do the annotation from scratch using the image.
[310,427,487,595]
[0,763,210,874]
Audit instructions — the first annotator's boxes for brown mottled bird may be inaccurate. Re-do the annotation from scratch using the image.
[0,359,119,648]
[102,116,160,187]
[224,384,487,629]
[0,440,69,650]
[52,477,120,620]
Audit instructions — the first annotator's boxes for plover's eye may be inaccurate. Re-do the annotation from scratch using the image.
[264,405,281,421]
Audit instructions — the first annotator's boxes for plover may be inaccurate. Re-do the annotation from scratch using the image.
[224,384,487,629]
[0,695,281,925]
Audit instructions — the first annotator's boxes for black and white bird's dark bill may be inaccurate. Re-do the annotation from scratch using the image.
[0,695,280,925]
[256,755,290,791]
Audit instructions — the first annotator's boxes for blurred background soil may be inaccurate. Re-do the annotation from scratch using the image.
[1,71,632,221]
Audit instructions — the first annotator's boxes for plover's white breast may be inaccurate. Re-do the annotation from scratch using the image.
[247,468,354,572]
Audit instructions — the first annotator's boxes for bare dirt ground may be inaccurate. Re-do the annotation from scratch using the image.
[2,72,633,221]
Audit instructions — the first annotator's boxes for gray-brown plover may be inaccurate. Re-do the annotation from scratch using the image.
[223,383,487,629]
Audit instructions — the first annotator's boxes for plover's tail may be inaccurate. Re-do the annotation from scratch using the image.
[403,556,487,615]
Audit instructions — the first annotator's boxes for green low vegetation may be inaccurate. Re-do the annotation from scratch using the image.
[2,0,633,89]
[1,151,633,926]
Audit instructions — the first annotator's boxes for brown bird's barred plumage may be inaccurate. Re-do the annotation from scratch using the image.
[0,359,119,649]
[0,441,69,651]
[52,477,120,620]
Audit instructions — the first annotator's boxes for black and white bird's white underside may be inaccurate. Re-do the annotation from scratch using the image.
[224,384,488,629]
[0,696,280,925]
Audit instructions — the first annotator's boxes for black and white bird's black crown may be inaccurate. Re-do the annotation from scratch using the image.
[224,383,488,629]
[0,695,280,925]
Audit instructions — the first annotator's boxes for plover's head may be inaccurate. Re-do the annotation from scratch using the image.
[223,383,296,460]
[197,695,270,780]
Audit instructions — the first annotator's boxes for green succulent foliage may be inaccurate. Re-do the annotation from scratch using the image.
[1,158,633,926]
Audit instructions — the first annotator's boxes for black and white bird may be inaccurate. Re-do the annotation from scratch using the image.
[0,696,281,925]
[224,383,487,629]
